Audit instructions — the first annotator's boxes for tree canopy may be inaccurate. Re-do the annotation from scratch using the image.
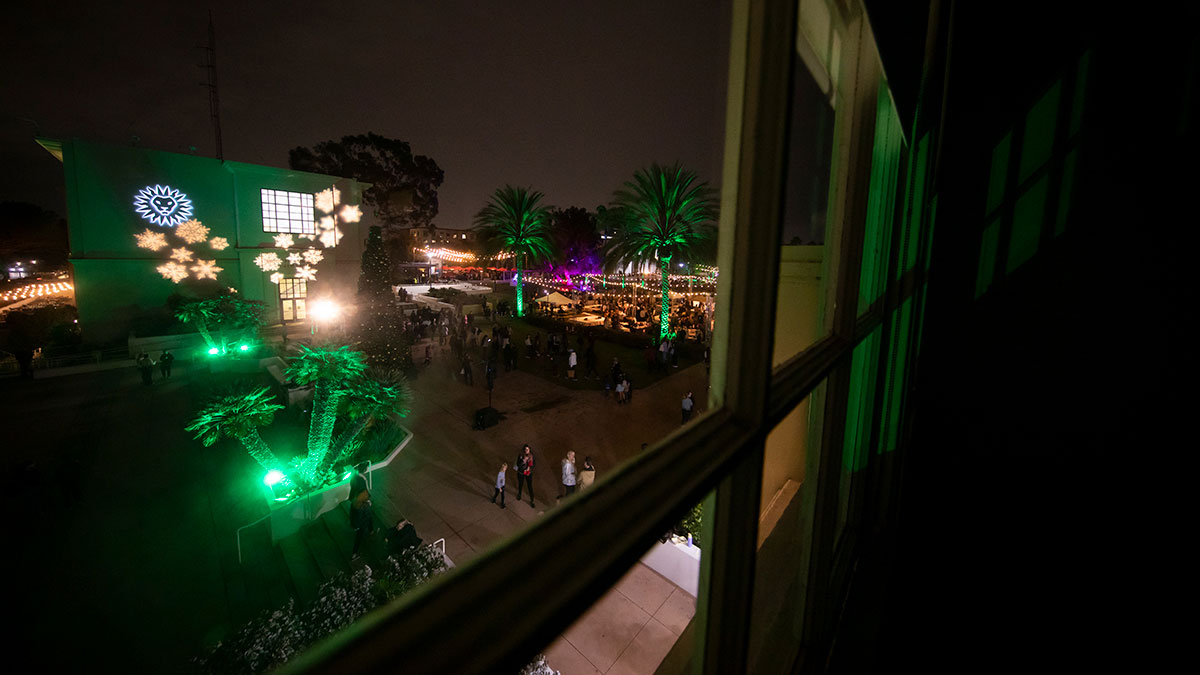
[288,133,444,230]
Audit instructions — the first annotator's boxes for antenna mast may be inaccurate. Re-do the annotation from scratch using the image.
[201,11,224,160]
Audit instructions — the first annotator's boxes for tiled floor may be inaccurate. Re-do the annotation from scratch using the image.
[545,563,696,675]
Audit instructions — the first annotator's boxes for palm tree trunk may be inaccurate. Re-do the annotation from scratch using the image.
[197,321,216,351]
[301,386,344,483]
[516,256,525,317]
[238,428,281,473]
[660,258,671,340]
[326,413,374,472]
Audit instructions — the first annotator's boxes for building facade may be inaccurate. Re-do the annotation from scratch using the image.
[38,138,367,342]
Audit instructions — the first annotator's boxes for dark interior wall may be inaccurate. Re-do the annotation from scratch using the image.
[854,3,1196,671]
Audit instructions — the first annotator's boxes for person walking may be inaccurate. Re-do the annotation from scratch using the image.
[158,349,174,379]
[491,462,507,508]
[515,444,535,506]
[682,390,695,424]
[136,352,154,385]
[615,377,626,404]
[349,461,374,558]
[567,348,578,380]
[560,451,577,498]
[462,356,474,386]
[579,456,596,490]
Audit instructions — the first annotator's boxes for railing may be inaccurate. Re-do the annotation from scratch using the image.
[235,513,273,565]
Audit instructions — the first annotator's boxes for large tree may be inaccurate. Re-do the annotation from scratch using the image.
[474,186,554,318]
[288,133,444,233]
[547,206,601,279]
[607,163,718,340]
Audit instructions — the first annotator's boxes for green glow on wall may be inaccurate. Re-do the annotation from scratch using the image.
[975,217,1000,299]
[1007,175,1048,274]
[1020,82,1061,183]
[986,132,1012,216]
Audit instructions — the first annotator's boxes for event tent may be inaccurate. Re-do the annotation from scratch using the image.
[535,291,574,306]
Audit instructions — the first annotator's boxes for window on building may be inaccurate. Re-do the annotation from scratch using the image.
[279,278,308,321]
[261,188,316,234]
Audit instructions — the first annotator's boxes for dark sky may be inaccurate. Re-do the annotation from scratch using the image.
[0,0,729,229]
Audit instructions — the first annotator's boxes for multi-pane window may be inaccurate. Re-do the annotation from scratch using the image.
[279,278,307,299]
[261,188,316,234]
[279,278,307,321]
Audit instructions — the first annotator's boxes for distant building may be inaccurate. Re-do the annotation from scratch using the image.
[400,225,479,252]
[37,137,369,342]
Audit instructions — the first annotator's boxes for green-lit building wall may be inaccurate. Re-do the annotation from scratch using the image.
[42,138,367,342]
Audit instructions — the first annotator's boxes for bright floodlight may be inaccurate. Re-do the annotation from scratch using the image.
[309,299,340,321]
[208,347,220,355]
[263,469,286,487]
[239,344,250,351]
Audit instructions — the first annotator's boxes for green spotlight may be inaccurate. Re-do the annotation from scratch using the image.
[239,344,250,351]
[263,469,286,487]
[208,347,220,355]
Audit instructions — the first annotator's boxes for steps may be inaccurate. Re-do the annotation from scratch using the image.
[232,502,393,622]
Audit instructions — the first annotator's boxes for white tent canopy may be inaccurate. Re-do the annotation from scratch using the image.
[535,291,574,306]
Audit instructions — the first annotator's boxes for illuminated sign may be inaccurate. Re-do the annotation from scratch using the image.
[133,185,194,227]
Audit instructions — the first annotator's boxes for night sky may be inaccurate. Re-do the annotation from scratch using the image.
[0,0,729,229]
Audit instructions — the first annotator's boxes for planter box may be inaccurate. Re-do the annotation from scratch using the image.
[261,421,413,541]
[641,537,701,597]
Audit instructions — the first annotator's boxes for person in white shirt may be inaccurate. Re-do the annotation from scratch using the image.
[560,451,577,497]
[491,462,507,508]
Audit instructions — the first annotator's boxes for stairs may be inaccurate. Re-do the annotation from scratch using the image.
[229,503,393,624]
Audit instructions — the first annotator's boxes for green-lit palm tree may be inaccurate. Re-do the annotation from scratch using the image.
[286,344,369,484]
[607,163,718,340]
[327,369,411,473]
[176,298,219,351]
[474,186,554,317]
[186,387,285,474]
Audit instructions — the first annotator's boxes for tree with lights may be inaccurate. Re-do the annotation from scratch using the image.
[327,369,410,472]
[354,226,415,375]
[186,387,286,475]
[286,344,369,485]
[474,186,554,318]
[606,163,718,340]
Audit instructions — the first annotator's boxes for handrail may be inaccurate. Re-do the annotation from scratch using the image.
[235,512,273,565]
[433,538,446,555]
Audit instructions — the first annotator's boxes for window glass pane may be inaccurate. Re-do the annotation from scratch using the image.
[749,383,825,671]
[858,83,905,314]
[774,49,836,368]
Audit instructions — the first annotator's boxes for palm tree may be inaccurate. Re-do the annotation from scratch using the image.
[474,186,554,317]
[286,344,369,484]
[327,369,411,472]
[607,163,718,340]
[176,298,219,351]
[186,387,285,474]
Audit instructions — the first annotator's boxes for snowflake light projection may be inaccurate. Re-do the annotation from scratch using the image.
[295,265,317,281]
[315,186,341,214]
[253,252,283,272]
[319,228,343,248]
[133,185,193,227]
[156,262,190,283]
[273,233,295,249]
[269,272,284,284]
[135,229,169,251]
[191,259,223,280]
[318,216,335,231]
[209,237,229,251]
[176,219,211,244]
[338,204,362,223]
[302,248,324,265]
[287,252,303,265]
[170,247,194,263]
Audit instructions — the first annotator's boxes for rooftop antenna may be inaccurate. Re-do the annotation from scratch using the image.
[199,10,224,160]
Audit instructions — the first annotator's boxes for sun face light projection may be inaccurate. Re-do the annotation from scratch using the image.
[209,237,229,251]
[156,262,190,283]
[302,248,324,265]
[253,252,283,272]
[273,233,295,249]
[295,265,317,281]
[191,259,223,280]
[176,219,210,244]
[135,229,169,251]
[170,247,194,263]
[133,185,194,227]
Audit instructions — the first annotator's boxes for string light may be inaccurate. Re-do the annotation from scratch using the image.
[0,282,73,302]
